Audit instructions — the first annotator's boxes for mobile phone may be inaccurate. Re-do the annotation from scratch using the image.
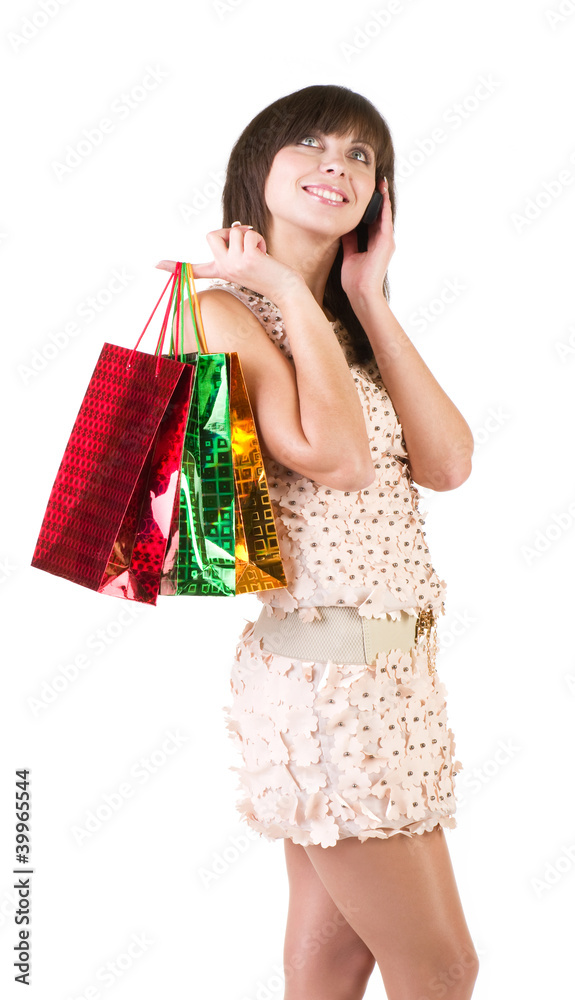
[361,189,384,225]
[356,188,384,252]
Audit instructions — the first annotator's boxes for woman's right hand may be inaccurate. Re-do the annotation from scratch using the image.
[156,224,304,306]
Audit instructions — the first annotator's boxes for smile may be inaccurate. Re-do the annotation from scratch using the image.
[303,186,348,205]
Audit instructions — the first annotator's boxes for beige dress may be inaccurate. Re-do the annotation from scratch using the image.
[207,280,463,849]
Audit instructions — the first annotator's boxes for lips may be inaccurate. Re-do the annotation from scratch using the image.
[303,185,349,204]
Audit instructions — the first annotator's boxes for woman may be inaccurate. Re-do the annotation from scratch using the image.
[158,85,479,1000]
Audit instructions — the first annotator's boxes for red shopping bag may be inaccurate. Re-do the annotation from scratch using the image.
[31,268,194,605]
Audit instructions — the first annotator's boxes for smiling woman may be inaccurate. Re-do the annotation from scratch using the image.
[157,83,478,1000]
[216,85,397,365]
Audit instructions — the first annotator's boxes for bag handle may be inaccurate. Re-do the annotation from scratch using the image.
[125,262,208,376]
[167,263,208,359]
[126,265,180,375]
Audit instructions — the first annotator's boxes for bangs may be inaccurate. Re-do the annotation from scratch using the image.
[272,85,387,172]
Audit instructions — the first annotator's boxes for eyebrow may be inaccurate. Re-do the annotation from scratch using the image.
[350,138,375,152]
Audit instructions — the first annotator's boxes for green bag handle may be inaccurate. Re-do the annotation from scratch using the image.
[126,262,207,376]
[166,263,206,361]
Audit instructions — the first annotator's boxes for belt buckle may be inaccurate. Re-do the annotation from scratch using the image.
[415,609,437,677]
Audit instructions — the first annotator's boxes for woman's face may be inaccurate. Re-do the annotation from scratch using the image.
[263,129,377,239]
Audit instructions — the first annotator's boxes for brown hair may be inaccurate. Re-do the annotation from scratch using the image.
[221,84,396,366]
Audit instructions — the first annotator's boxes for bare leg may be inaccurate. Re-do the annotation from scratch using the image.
[303,825,479,1000]
[282,838,376,1000]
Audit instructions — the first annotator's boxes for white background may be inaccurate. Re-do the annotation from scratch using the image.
[1,0,574,997]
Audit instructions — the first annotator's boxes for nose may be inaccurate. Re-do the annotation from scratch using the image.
[321,160,346,177]
[319,148,347,175]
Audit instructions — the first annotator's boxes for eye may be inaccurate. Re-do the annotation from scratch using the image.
[350,147,371,164]
[298,135,371,164]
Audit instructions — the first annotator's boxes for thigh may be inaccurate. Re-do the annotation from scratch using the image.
[303,826,479,999]
[283,839,376,990]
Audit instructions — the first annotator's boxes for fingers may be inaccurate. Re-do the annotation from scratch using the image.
[381,177,394,227]
[154,259,217,278]
[224,224,257,250]
[206,225,266,255]
[156,225,257,268]
[205,226,246,252]
[154,223,264,279]
[229,225,267,255]
[227,224,252,249]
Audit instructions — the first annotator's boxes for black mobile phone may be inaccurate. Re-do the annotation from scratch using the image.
[361,189,384,225]
[355,188,384,252]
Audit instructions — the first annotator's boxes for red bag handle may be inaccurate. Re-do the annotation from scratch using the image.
[126,262,207,376]
[126,261,182,376]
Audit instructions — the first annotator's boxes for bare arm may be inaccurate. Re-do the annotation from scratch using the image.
[272,280,375,489]
[351,290,474,491]
[180,289,374,492]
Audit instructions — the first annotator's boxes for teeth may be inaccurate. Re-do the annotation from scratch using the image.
[306,187,345,203]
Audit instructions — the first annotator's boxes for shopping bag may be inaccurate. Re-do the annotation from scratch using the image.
[159,262,287,596]
[31,267,194,604]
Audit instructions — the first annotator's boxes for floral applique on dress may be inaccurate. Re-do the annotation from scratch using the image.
[203,280,461,848]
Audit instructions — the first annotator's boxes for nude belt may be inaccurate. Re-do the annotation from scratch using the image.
[251,605,438,676]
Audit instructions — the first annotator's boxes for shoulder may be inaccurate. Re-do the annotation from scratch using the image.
[186,283,289,364]
[199,280,270,313]
[196,281,293,359]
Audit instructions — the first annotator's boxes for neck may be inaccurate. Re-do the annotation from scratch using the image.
[265,218,340,317]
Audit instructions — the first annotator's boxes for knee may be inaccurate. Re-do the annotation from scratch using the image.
[284,941,376,1000]
[424,942,480,997]
[333,942,377,997]
[350,945,377,991]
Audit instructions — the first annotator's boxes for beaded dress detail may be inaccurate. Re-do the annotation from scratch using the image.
[205,280,462,848]
[205,280,447,624]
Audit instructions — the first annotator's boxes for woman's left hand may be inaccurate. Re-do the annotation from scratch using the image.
[339,177,394,302]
